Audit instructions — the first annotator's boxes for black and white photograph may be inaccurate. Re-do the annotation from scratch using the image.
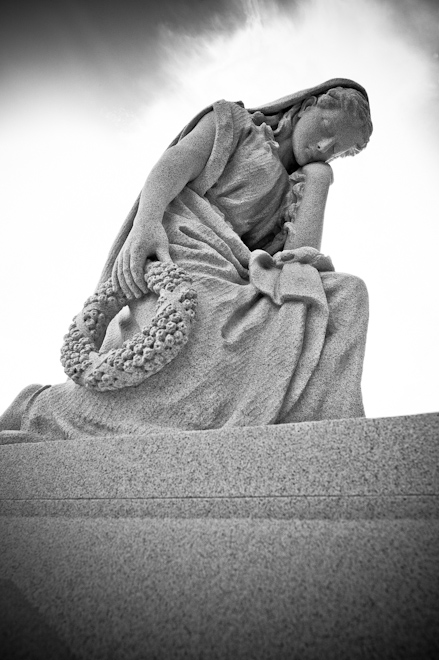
[1,0,438,657]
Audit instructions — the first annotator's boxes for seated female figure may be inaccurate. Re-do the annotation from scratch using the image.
[0,78,373,439]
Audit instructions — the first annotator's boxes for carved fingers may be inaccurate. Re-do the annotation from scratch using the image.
[116,240,145,300]
[112,224,173,300]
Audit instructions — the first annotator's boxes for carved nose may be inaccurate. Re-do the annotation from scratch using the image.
[316,137,335,153]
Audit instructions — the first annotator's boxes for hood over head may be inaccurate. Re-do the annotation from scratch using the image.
[98,79,370,286]
[169,78,369,146]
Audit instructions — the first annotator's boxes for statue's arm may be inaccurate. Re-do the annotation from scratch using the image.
[113,112,216,299]
[286,162,333,251]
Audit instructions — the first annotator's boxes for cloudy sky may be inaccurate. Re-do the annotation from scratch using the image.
[1,0,438,419]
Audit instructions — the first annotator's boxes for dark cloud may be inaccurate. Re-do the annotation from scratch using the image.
[1,0,247,116]
[1,0,437,117]
[2,0,438,73]
[1,0,243,72]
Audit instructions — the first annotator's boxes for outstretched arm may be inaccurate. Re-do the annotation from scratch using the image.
[286,161,333,251]
[113,112,216,299]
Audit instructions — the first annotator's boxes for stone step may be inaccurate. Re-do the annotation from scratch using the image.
[0,413,438,659]
[0,412,438,503]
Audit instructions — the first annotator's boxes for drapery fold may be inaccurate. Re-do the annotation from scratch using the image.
[0,83,370,440]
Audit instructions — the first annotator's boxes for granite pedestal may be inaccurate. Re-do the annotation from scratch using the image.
[0,413,438,659]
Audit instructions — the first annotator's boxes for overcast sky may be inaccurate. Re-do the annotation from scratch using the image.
[1,0,438,419]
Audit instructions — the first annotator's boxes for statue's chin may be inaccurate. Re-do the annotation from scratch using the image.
[293,147,309,167]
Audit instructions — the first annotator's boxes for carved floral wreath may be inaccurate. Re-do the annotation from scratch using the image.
[60,164,307,392]
[60,261,197,392]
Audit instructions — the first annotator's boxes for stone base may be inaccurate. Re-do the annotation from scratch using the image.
[0,413,438,659]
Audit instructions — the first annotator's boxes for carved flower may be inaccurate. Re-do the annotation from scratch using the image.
[174,331,183,344]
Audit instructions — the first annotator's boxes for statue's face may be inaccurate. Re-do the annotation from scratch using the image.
[292,105,364,166]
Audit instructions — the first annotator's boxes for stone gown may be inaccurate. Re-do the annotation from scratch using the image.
[16,100,369,440]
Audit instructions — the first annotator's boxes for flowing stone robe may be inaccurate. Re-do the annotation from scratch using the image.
[14,96,368,440]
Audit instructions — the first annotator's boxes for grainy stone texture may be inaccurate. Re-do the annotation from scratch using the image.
[1,517,437,660]
[0,79,372,439]
[0,413,438,659]
[1,413,437,500]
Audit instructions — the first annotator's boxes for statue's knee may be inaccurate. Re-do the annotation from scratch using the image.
[340,275,369,327]
[347,274,368,305]
[0,383,43,431]
[324,273,369,332]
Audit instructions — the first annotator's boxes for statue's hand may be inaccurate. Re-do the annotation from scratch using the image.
[112,222,172,299]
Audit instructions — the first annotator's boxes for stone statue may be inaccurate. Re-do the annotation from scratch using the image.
[0,78,373,440]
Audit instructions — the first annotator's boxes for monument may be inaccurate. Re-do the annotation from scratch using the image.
[1,79,437,659]
[0,78,372,438]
